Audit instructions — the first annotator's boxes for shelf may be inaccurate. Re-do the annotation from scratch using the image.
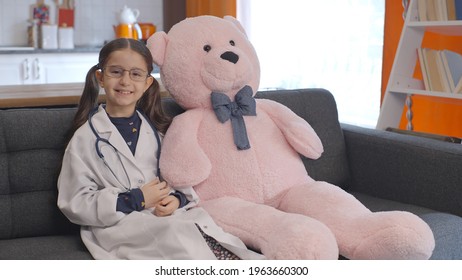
[408,21,462,36]
[389,76,462,99]
[389,88,462,99]
[377,0,462,130]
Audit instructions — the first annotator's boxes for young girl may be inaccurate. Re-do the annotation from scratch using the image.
[57,38,264,260]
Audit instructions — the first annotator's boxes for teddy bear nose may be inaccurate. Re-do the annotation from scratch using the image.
[221,51,239,64]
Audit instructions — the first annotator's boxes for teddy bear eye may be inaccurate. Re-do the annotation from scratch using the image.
[229,40,235,46]
[203,45,212,52]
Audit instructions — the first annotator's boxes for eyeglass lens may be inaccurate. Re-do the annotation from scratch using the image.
[104,66,148,81]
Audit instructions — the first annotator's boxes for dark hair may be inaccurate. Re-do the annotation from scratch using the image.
[70,38,170,137]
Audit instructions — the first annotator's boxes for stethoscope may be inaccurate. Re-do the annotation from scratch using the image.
[88,106,162,190]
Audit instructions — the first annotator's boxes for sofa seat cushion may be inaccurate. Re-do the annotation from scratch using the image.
[0,235,92,260]
[352,192,435,215]
[419,213,462,260]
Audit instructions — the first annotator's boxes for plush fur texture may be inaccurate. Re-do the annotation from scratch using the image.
[148,15,435,259]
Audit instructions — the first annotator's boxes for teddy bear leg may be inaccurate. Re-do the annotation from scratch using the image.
[201,196,339,259]
[278,182,435,260]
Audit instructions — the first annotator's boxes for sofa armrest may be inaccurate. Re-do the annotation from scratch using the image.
[341,123,462,217]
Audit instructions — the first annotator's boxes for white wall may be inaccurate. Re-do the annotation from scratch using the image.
[0,0,163,47]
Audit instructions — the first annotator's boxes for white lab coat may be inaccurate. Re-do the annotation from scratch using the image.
[57,105,264,260]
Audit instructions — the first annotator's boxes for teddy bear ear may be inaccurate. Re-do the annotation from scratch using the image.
[224,15,248,38]
[147,31,169,67]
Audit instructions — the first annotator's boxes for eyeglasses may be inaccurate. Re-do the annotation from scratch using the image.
[103,65,149,82]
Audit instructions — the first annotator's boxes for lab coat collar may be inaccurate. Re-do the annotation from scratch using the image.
[91,105,155,165]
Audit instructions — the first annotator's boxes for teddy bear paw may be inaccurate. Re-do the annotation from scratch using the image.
[349,212,435,260]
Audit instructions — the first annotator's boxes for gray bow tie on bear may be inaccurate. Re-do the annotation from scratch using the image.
[211,85,256,150]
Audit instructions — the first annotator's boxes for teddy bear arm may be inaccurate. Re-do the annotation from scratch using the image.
[159,112,212,187]
[258,99,324,159]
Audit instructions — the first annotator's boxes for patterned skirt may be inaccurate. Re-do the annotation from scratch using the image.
[196,224,240,260]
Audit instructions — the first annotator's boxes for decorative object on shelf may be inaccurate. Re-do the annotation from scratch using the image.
[58,27,74,49]
[27,19,39,48]
[417,0,462,21]
[418,47,462,93]
[405,95,413,130]
[139,23,156,43]
[114,5,142,40]
[56,0,75,28]
[41,24,58,49]
[31,0,50,25]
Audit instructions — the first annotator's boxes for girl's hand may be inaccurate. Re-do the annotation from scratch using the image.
[153,196,180,217]
[141,178,171,209]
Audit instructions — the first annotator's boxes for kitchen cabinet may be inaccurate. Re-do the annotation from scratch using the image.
[0,55,42,85]
[0,52,98,86]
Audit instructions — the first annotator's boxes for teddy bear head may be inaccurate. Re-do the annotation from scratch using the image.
[147,15,260,110]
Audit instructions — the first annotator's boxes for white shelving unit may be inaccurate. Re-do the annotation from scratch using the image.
[377,0,462,130]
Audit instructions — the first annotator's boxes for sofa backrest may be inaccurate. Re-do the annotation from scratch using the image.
[0,107,79,240]
[262,89,350,185]
[0,88,349,240]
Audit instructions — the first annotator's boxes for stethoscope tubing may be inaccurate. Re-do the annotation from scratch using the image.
[88,106,162,189]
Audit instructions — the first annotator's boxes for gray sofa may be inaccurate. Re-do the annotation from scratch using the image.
[1,88,461,259]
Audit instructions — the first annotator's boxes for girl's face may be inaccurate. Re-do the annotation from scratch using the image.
[96,48,154,117]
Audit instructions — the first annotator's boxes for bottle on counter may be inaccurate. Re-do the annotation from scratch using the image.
[41,24,58,49]
[28,19,39,48]
[58,24,75,49]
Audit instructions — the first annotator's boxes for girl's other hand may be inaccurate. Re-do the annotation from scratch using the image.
[153,196,180,217]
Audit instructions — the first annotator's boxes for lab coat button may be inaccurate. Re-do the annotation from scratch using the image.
[138,179,144,184]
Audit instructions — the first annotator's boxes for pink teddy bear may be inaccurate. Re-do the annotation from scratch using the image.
[148,15,435,259]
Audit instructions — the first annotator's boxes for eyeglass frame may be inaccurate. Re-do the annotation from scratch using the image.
[101,65,150,82]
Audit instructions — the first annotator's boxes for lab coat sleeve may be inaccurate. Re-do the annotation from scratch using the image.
[172,186,199,214]
[57,149,125,227]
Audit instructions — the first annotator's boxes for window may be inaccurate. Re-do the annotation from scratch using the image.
[237,0,385,128]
